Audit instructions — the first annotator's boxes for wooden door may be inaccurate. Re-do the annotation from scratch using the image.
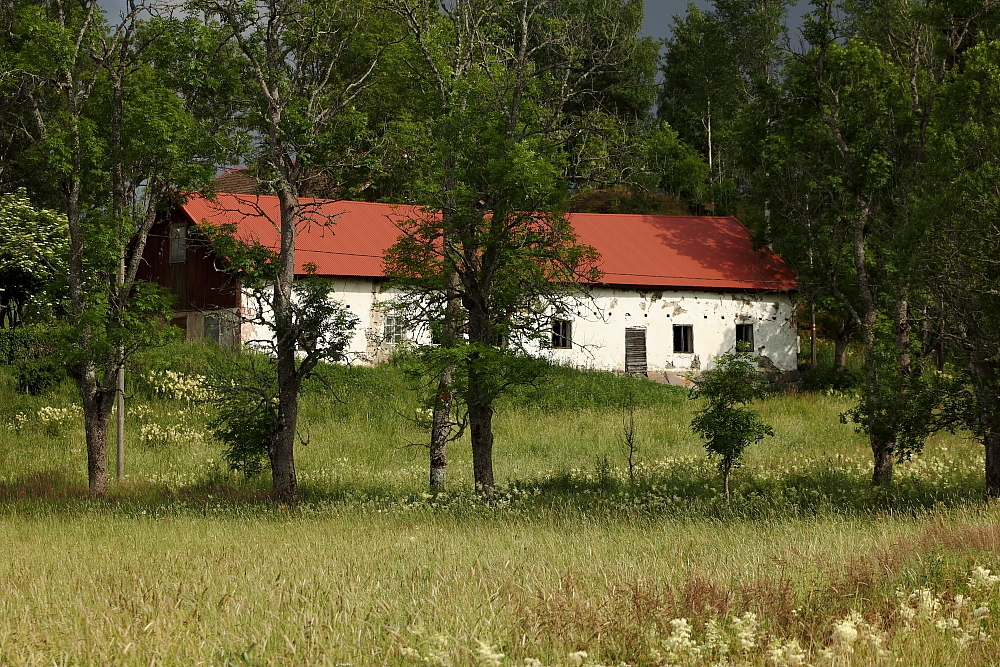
[625,327,647,376]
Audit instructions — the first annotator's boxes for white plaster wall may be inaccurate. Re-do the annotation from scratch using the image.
[540,288,798,372]
[239,280,798,372]
[240,278,392,364]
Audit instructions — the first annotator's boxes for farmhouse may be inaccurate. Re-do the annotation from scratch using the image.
[138,193,799,382]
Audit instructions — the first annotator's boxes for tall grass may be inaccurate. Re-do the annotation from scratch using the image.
[0,341,996,666]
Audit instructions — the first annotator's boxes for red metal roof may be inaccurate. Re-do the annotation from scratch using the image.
[179,194,795,291]
[568,212,796,291]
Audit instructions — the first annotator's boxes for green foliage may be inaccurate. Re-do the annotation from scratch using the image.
[659,0,789,211]
[0,329,44,364]
[800,364,863,393]
[206,351,276,478]
[0,190,68,326]
[690,347,774,491]
[502,364,686,413]
[13,355,69,396]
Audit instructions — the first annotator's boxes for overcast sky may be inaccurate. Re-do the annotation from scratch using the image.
[98,0,810,44]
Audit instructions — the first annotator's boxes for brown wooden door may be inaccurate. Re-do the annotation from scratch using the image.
[625,327,647,376]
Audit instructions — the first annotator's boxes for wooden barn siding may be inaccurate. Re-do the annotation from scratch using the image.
[137,209,240,311]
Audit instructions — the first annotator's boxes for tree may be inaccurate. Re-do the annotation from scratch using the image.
[658,0,790,210]
[690,347,774,498]
[760,0,994,484]
[189,0,390,497]
[383,0,653,491]
[0,0,231,495]
[919,39,1000,496]
[0,190,67,327]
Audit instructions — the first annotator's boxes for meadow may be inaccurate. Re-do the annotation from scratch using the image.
[0,342,998,666]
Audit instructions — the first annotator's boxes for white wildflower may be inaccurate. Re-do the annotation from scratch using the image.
[566,651,588,666]
[767,639,808,667]
[474,640,504,667]
[399,647,421,660]
[702,618,729,660]
[523,659,543,667]
[655,618,700,664]
[831,618,858,649]
[969,566,1000,591]
[732,612,758,652]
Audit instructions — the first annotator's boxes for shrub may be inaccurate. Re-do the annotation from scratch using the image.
[13,356,68,395]
[0,330,40,364]
[208,399,274,478]
[690,347,774,497]
[204,351,276,478]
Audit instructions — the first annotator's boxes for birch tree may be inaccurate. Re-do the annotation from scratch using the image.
[763,0,1000,483]
[191,0,390,498]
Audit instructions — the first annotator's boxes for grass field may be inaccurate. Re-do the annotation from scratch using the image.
[1,343,998,666]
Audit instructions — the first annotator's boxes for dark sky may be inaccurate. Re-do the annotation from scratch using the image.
[99,0,811,43]
[642,0,811,42]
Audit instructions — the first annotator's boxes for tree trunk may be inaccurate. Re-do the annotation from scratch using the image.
[833,316,850,370]
[80,360,113,497]
[468,381,495,492]
[986,430,1000,499]
[722,457,731,499]
[465,301,496,491]
[270,374,300,499]
[271,185,300,500]
[848,209,894,485]
[871,447,894,485]
[969,359,1000,497]
[428,214,460,492]
[429,365,452,492]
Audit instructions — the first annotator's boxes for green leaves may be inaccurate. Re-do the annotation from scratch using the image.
[0,190,69,325]
[690,348,774,492]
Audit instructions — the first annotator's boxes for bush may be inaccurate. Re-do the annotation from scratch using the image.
[208,399,274,477]
[800,364,863,393]
[203,350,276,478]
[128,339,228,400]
[0,330,40,364]
[13,355,68,395]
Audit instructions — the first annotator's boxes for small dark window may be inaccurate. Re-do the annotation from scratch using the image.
[169,225,187,263]
[552,319,572,349]
[673,324,693,353]
[736,323,754,349]
[383,315,406,345]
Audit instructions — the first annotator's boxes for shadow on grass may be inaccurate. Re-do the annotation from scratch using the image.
[507,460,991,520]
[0,456,992,522]
[0,469,88,500]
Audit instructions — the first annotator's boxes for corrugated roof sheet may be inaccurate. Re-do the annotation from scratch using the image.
[179,194,795,291]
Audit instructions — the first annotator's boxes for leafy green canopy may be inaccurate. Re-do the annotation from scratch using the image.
[690,348,774,492]
[0,190,68,326]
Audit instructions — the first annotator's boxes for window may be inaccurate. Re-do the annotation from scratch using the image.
[169,224,187,263]
[551,319,572,349]
[736,323,754,349]
[673,324,693,353]
[383,315,407,345]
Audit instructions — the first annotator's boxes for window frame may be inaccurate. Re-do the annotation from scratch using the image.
[383,315,407,345]
[551,318,572,349]
[672,324,694,354]
[168,224,187,263]
[735,323,754,349]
